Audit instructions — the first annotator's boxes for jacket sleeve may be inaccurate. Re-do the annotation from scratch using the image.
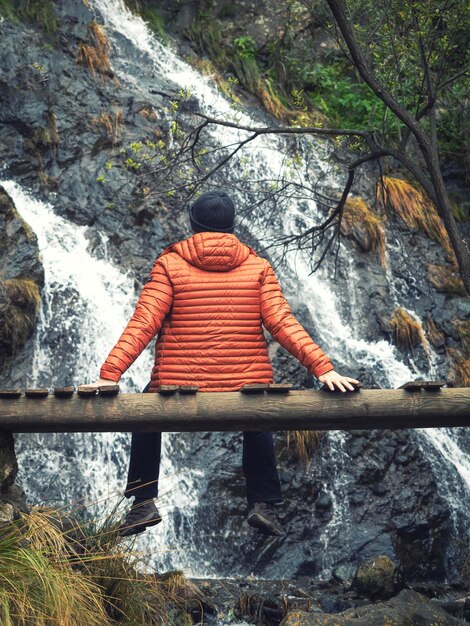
[99,256,173,382]
[259,260,335,379]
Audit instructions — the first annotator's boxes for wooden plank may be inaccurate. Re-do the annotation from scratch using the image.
[0,390,22,399]
[0,388,469,433]
[53,387,75,398]
[156,385,180,395]
[99,384,120,396]
[178,386,199,394]
[399,380,446,391]
[241,384,269,393]
[25,389,49,398]
[77,385,98,397]
[267,384,293,393]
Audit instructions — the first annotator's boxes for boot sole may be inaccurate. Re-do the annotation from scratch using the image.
[118,515,162,538]
[247,512,285,536]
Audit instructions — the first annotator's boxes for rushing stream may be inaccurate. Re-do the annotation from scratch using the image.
[1,0,469,593]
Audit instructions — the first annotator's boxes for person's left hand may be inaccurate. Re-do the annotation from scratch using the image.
[318,369,360,392]
[79,377,117,391]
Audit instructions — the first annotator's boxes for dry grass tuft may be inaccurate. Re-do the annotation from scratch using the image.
[233,57,326,126]
[0,278,41,354]
[0,502,194,625]
[389,307,427,352]
[341,196,387,265]
[185,55,243,106]
[286,430,325,465]
[377,177,458,268]
[0,507,111,626]
[75,21,112,81]
[90,110,124,142]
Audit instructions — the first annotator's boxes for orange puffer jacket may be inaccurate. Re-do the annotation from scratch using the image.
[99,232,334,391]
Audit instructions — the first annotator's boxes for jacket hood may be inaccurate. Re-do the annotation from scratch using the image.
[163,232,255,271]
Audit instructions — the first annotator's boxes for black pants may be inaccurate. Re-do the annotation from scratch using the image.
[124,382,283,506]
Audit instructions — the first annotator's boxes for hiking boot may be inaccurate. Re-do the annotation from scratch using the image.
[118,498,162,538]
[247,502,285,536]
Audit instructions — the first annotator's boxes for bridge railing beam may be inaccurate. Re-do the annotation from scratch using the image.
[0,387,468,432]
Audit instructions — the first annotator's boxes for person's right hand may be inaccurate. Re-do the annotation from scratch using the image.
[78,377,117,391]
[318,369,360,392]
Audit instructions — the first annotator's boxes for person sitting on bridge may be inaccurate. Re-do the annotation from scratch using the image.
[83,190,360,538]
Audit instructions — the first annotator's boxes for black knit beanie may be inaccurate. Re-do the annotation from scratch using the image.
[188,190,235,233]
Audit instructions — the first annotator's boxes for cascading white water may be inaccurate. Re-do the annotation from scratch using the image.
[3,0,469,588]
[0,179,201,561]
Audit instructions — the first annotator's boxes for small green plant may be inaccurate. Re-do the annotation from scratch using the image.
[96,174,106,183]
[292,88,307,110]
[124,157,141,170]
[177,87,192,100]
[232,35,257,59]
[169,120,179,136]
[19,0,58,33]
[0,0,15,18]
[129,141,143,153]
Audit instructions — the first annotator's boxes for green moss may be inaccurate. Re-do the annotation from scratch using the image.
[1,0,58,33]
[123,0,168,42]
[185,15,321,124]
[0,0,15,19]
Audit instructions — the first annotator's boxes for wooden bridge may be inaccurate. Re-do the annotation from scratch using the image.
[0,380,469,432]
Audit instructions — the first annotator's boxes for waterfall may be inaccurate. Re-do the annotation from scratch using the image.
[88,0,470,579]
[0,177,211,578]
[2,0,469,588]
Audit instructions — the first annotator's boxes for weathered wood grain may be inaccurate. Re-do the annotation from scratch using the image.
[0,388,468,432]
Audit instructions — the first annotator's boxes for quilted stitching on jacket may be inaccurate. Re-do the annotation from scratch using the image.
[99,232,334,391]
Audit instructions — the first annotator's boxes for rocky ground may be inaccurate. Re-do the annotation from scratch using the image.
[185,572,470,624]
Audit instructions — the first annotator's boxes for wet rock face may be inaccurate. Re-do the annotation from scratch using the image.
[166,418,456,584]
[0,188,44,286]
[0,188,36,514]
[0,4,177,278]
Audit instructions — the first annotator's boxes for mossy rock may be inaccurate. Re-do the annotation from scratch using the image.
[352,554,399,599]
